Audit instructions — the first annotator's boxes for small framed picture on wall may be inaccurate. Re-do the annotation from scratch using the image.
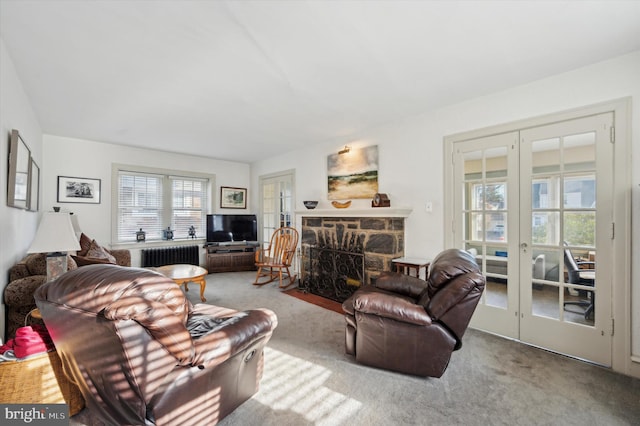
[57,176,101,204]
[220,186,247,209]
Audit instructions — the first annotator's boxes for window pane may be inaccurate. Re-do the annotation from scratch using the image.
[118,173,164,242]
[171,177,207,239]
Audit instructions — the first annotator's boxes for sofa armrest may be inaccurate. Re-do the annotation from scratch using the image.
[4,275,47,307]
[8,262,30,282]
[351,287,432,326]
[375,271,428,299]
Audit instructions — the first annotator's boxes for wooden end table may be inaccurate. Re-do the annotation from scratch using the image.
[153,264,209,302]
[392,257,431,280]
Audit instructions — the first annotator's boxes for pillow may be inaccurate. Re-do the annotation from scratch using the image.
[78,233,93,257]
[74,240,116,266]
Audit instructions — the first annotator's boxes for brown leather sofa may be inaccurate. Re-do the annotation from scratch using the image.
[4,248,131,338]
[342,248,485,378]
[34,264,277,425]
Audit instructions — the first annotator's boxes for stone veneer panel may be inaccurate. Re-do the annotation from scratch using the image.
[301,216,404,286]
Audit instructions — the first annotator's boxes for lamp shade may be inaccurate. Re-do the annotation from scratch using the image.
[28,212,81,254]
[70,213,82,238]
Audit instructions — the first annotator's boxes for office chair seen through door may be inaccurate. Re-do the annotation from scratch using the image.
[563,247,595,320]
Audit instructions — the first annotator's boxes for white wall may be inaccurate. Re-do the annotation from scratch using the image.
[43,135,252,266]
[0,38,43,342]
[251,50,640,375]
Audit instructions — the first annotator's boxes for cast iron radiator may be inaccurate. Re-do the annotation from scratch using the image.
[141,245,200,267]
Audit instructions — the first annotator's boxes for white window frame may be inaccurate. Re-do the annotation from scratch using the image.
[111,164,215,246]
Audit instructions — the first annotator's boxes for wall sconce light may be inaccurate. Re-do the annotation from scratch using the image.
[338,145,350,155]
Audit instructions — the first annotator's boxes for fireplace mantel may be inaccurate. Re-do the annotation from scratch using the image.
[295,207,413,218]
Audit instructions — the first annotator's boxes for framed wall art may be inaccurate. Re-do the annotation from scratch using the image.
[7,129,31,209]
[57,176,101,204]
[327,145,379,200]
[220,186,247,209]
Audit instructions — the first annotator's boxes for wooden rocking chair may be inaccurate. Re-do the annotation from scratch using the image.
[253,227,299,288]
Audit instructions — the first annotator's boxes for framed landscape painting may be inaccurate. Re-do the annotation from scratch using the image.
[327,145,379,200]
[220,186,247,209]
[57,176,101,204]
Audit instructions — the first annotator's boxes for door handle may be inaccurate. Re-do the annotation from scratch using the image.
[520,242,528,252]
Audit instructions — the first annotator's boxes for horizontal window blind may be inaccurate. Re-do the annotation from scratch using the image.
[116,168,210,243]
[118,172,164,242]
[171,177,207,239]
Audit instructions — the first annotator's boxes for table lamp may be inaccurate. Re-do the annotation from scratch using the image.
[28,211,81,282]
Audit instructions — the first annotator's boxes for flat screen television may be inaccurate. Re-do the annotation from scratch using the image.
[206,214,257,244]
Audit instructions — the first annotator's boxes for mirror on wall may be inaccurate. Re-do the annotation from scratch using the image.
[7,129,32,210]
[28,158,40,211]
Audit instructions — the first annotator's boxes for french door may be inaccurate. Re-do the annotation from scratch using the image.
[259,171,295,244]
[452,113,614,365]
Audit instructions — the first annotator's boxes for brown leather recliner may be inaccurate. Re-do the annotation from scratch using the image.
[342,248,485,378]
[34,264,277,425]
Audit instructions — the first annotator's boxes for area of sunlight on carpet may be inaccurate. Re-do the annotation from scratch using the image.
[254,347,362,425]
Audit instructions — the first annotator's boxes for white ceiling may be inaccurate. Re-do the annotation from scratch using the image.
[2,1,639,163]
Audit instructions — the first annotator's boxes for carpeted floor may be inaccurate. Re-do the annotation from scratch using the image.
[71,271,640,426]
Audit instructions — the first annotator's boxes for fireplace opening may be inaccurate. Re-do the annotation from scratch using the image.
[304,245,364,302]
[300,216,405,303]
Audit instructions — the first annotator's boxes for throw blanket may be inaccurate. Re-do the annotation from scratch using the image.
[186,312,248,339]
[0,325,54,360]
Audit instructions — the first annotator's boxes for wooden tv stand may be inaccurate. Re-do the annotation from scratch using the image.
[206,243,257,273]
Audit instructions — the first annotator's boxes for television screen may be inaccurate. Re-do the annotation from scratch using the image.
[206,214,257,243]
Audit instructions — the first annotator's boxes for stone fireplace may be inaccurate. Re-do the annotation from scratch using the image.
[299,210,409,302]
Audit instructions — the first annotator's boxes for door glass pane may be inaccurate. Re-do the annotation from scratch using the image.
[532,284,560,320]
[470,212,483,241]
[564,132,595,171]
[532,138,560,173]
[484,183,506,209]
[531,212,560,245]
[564,211,596,247]
[564,174,596,209]
[485,147,507,178]
[562,246,596,325]
[485,212,506,242]
[532,176,560,209]
[484,244,508,309]
[465,182,483,210]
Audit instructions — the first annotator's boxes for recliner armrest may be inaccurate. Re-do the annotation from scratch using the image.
[191,307,277,368]
[351,287,432,326]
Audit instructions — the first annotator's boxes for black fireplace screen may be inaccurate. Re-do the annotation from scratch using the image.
[304,246,365,302]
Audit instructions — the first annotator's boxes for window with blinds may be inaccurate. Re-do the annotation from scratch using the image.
[116,169,209,243]
[171,176,207,239]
